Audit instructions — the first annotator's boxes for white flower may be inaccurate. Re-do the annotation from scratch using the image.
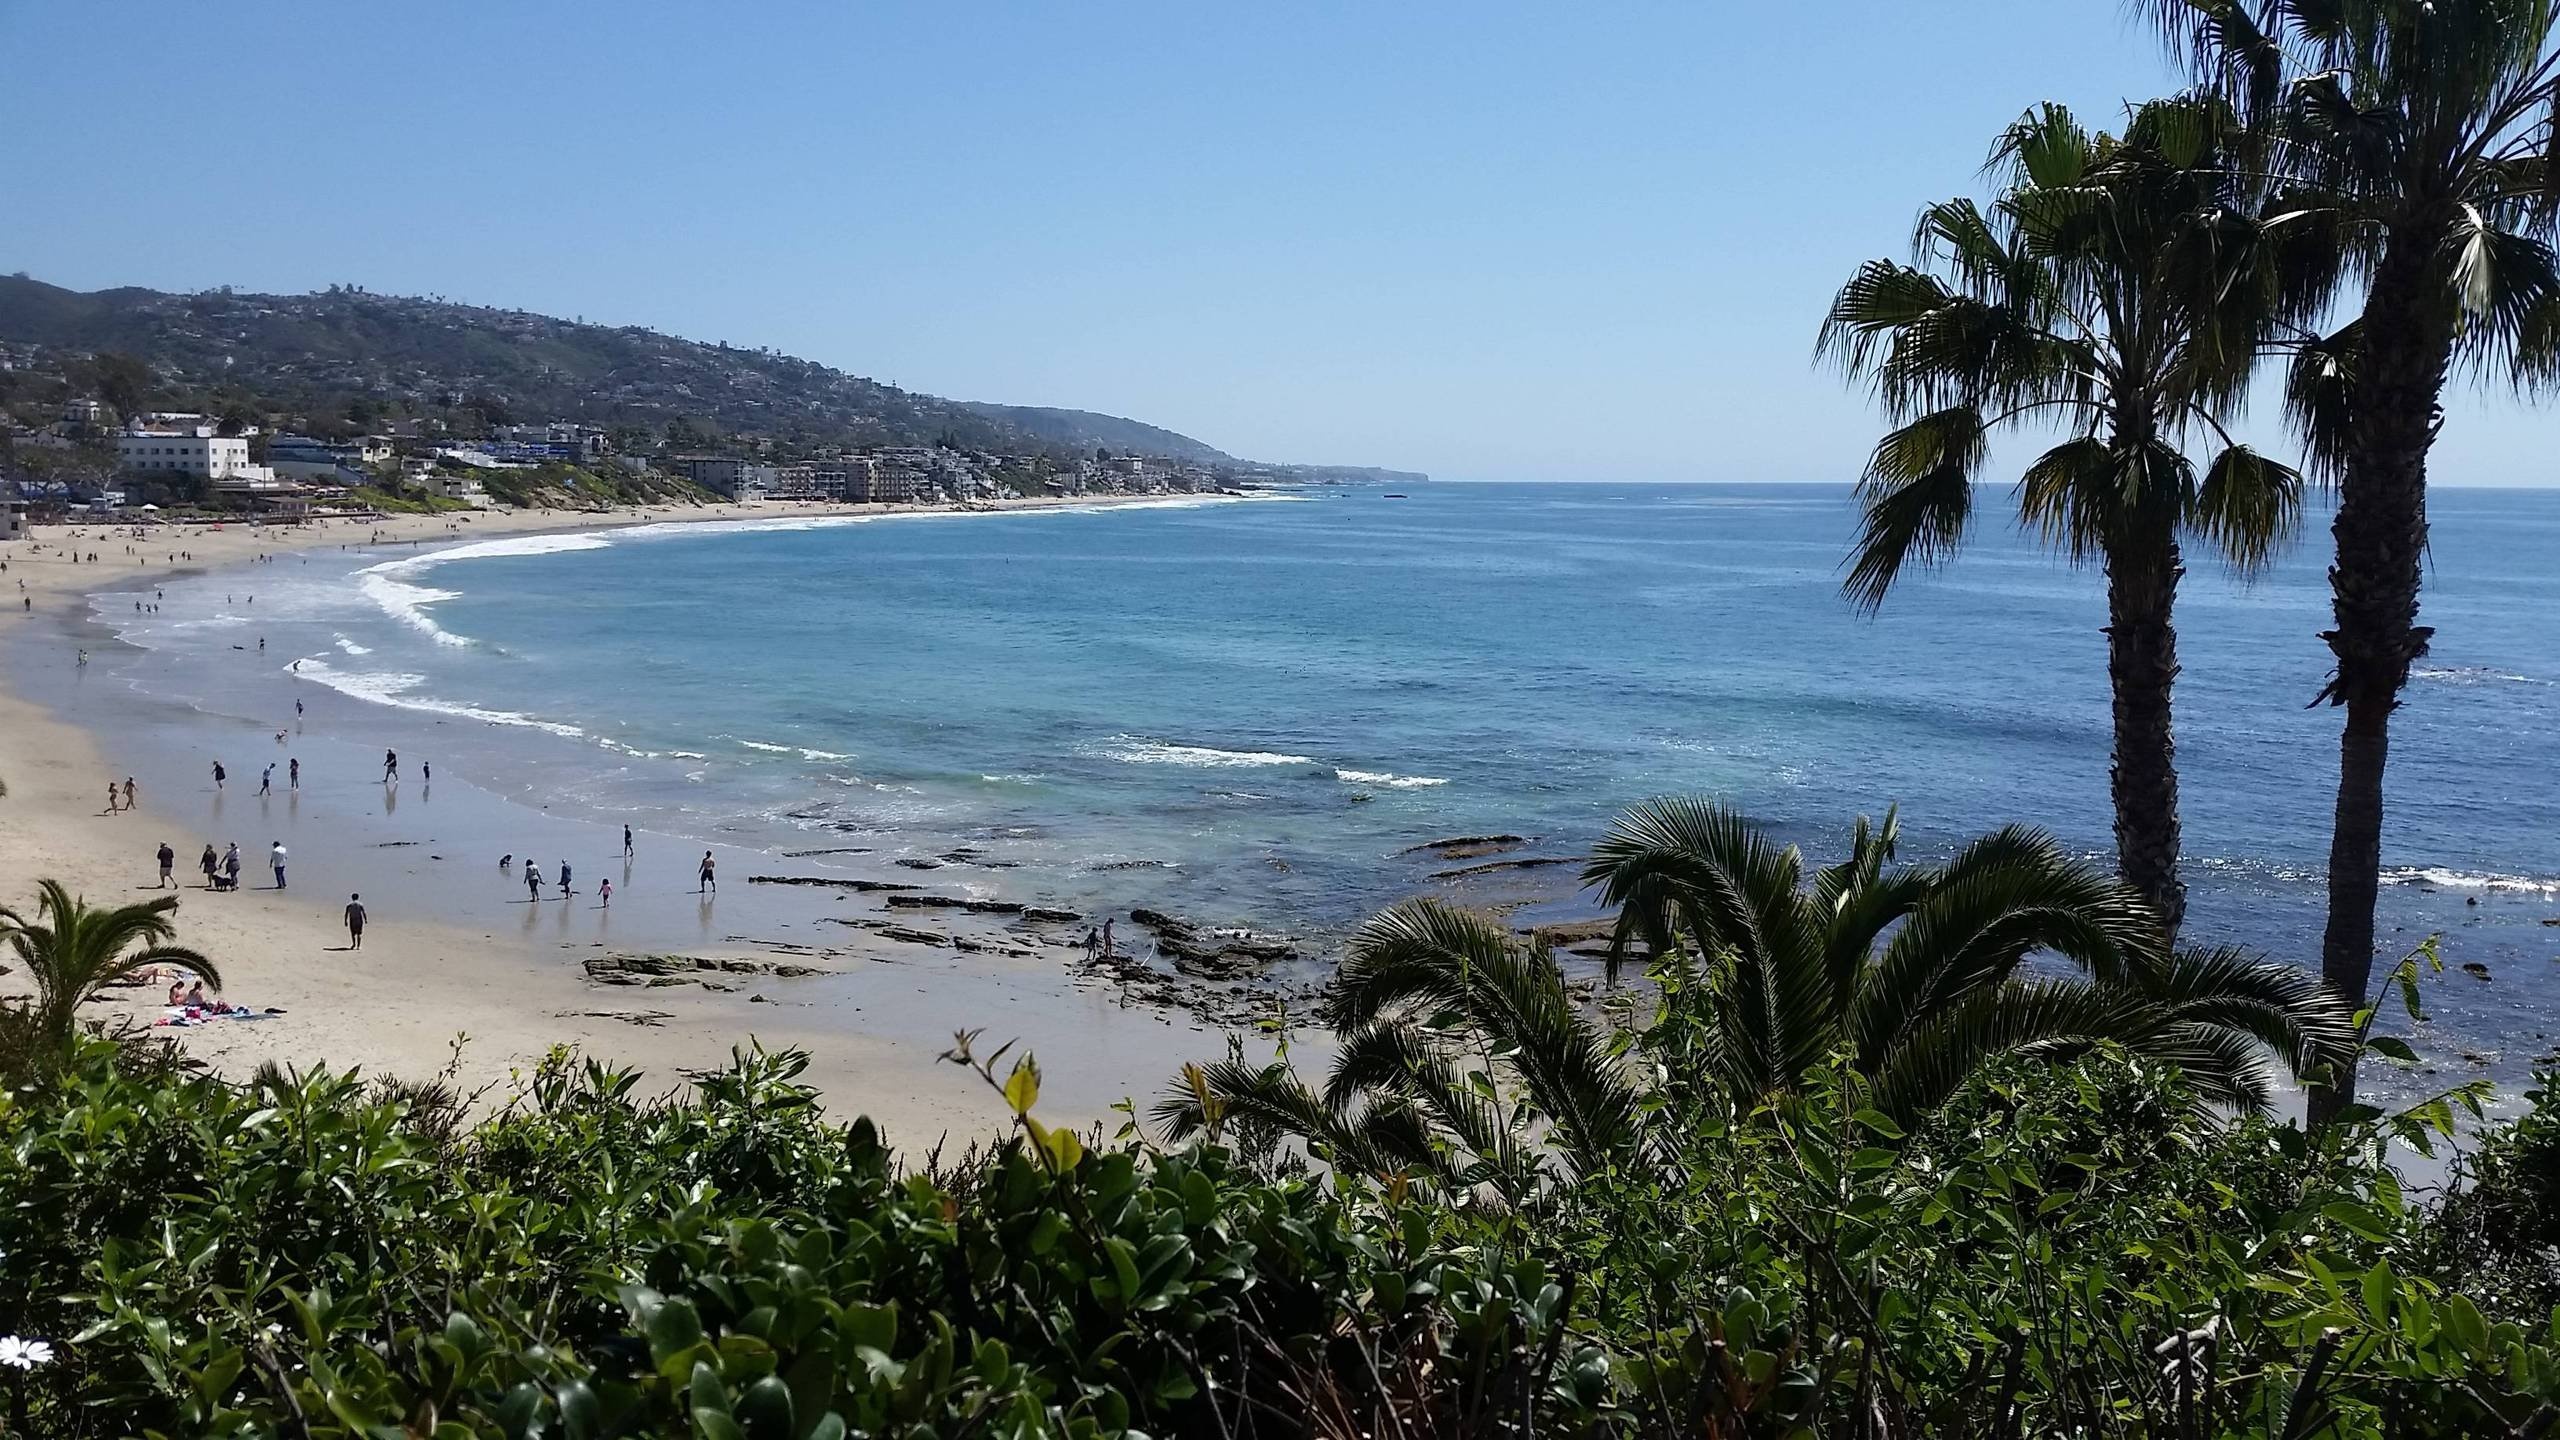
[0,1336,53,1370]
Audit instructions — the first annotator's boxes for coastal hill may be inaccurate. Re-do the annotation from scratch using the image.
[0,274,1423,481]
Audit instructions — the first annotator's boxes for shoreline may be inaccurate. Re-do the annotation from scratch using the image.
[0,494,1271,1143]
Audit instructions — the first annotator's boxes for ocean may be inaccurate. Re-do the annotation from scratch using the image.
[77,483,2560,1092]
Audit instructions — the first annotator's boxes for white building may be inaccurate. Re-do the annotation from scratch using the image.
[117,429,255,480]
[424,471,489,506]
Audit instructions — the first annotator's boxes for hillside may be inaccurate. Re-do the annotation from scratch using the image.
[957,401,1230,462]
[0,276,1275,466]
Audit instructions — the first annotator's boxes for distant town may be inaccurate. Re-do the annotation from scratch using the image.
[0,278,1426,524]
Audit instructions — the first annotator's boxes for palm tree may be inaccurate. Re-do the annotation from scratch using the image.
[1154,901,1624,1201]
[1818,97,2311,936]
[2147,3,2560,1125]
[1587,799,2350,1121]
[0,881,216,1071]
[1157,803,2353,1192]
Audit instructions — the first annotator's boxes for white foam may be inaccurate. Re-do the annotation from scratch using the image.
[2384,866,2559,893]
[2413,666,2546,686]
[295,659,586,738]
[1335,768,1449,789]
[799,748,853,761]
[331,634,372,656]
[1100,737,1314,768]
[355,571,472,648]
[737,739,795,754]
[668,750,708,760]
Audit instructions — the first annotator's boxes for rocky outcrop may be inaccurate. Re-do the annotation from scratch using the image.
[884,894,1027,915]
[1402,834,1529,860]
[1432,855,1580,881]
[583,953,824,988]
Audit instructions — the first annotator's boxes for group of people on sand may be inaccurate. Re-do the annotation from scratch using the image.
[166,839,281,892]
[490,835,718,909]
[152,841,367,946]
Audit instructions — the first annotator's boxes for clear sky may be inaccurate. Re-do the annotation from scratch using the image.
[2,1,2550,483]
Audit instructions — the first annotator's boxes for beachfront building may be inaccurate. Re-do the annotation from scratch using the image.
[1,501,25,539]
[116,427,256,480]
[267,435,382,486]
[424,471,489,506]
[675,456,777,500]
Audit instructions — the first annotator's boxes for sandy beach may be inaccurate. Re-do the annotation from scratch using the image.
[0,496,1249,1145]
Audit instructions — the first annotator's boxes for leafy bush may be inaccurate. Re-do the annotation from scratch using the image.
[7,1036,2560,1434]
[0,1042,1589,1438]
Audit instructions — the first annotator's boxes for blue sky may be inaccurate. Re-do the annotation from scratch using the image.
[2,1,2550,483]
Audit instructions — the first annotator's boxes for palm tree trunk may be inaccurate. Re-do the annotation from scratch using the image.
[2305,239,2453,1130]
[2105,533,2186,936]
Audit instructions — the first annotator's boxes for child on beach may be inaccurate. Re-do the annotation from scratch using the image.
[343,894,366,949]
[599,878,612,908]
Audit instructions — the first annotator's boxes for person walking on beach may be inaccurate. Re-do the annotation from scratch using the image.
[122,777,136,810]
[697,851,717,894]
[288,757,299,789]
[526,863,544,900]
[105,782,120,815]
[623,824,634,859]
[343,894,366,949]
[1101,917,1115,959]
[156,842,174,888]
[383,749,398,783]
[269,841,287,890]
[557,859,573,895]
[422,761,430,784]
[211,761,225,790]
[221,843,241,891]
[599,877,612,909]
[258,765,273,797]
[1083,927,1101,963]
[199,844,218,888]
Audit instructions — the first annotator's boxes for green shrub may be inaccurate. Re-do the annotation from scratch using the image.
[0,1043,1590,1438]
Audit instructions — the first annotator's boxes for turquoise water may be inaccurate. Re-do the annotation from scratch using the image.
[91,484,2560,1061]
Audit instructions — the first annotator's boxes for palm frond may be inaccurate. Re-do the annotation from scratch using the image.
[2191,443,2305,575]
[1840,406,1985,611]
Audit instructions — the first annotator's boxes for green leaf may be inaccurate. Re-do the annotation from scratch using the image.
[1850,1108,1905,1140]
[648,1298,705,1364]
[2322,1201,2391,1242]
[2446,1294,2491,1356]
[735,1375,795,1440]
[2361,1262,2396,1327]
[1106,1236,1143,1305]
[1004,1057,1041,1116]
[2367,1036,2420,1063]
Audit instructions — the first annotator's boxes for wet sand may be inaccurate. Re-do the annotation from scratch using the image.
[0,499,1254,1146]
